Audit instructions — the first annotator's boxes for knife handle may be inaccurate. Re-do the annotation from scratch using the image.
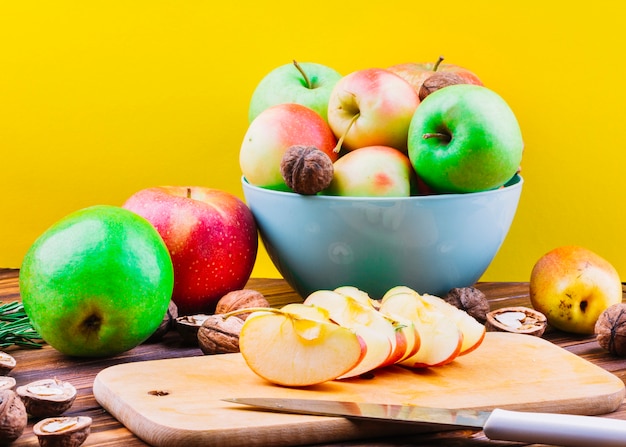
[483,408,626,447]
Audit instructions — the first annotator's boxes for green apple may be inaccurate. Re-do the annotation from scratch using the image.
[19,205,174,357]
[248,60,342,123]
[407,84,523,193]
[529,245,622,335]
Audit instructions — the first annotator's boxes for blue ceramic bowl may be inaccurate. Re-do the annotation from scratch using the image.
[242,175,523,299]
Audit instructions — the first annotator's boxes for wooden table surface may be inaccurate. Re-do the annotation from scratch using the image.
[2,267,626,447]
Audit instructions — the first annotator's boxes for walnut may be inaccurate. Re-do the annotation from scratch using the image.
[0,389,28,444]
[33,416,92,447]
[16,378,77,418]
[419,72,467,101]
[443,287,490,322]
[197,314,245,355]
[0,352,16,375]
[215,289,270,321]
[486,307,547,337]
[595,303,626,356]
[280,145,334,195]
[174,314,212,345]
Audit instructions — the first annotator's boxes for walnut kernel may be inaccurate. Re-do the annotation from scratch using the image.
[419,72,467,101]
[444,287,490,322]
[197,314,245,355]
[280,145,334,195]
[595,303,626,356]
[215,289,270,320]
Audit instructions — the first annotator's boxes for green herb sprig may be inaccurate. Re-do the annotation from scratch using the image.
[0,301,44,349]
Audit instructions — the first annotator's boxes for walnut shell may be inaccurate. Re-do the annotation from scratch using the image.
[486,307,547,336]
[444,287,490,322]
[418,72,467,101]
[33,416,92,447]
[0,389,28,444]
[280,145,334,195]
[197,315,244,355]
[0,377,16,391]
[174,314,212,345]
[0,352,16,375]
[595,303,626,356]
[215,289,270,321]
[16,378,77,418]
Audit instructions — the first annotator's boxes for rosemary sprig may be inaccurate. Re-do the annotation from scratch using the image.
[0,301,44,349]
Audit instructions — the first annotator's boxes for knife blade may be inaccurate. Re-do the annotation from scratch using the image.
[223,397,626,447]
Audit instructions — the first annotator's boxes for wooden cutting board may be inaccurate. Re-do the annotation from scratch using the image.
[93,332,625,447]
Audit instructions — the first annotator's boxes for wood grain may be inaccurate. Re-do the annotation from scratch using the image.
[1,268,625,447]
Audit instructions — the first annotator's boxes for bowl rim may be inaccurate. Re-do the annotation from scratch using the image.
[241,174,523,201]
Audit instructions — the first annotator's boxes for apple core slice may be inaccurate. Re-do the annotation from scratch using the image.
[238,311,364,387]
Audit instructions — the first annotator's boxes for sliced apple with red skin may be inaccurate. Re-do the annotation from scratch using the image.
[239,308,365,387]
[303,290,395,378]
[331,286,420,364]
[380,288,462,368]
[419,293,486,355]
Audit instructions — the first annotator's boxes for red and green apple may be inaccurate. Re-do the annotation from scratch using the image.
[388,56,483,97]
[327,68,419,152]
[323,145,417,197]
[240,103,338,191]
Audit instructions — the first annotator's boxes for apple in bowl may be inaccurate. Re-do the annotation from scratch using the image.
[248,60,342,123]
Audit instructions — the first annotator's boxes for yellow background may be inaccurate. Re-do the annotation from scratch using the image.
[1,2,624,282]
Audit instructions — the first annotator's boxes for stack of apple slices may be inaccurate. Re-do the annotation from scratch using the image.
[237,286,486,387]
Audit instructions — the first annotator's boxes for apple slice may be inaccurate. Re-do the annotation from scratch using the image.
[380,287,462,368]
[303,290,394,378]
[334,285,381,310]
[329,288,420,367]
[239,308,365,387]
[419,293,486,355]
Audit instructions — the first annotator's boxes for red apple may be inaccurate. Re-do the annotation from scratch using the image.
[240,103,338,191]
[327,68,419,152]
[388,56,483,98]
[123,186,258,315]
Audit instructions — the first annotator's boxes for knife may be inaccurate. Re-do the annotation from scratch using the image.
[223,397,626,447]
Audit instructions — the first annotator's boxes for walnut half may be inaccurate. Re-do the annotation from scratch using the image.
[16,378,77,418]
[486,307,547,337]
[33,416,92,447]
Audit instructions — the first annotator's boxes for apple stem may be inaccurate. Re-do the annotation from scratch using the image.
[333,113,360,153]
[433,55,444,72]
[423,132,451,143]
[186,187,192,199]
[293,59,312,89]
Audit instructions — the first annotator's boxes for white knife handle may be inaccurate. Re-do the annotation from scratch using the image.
[483,408,626,447]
